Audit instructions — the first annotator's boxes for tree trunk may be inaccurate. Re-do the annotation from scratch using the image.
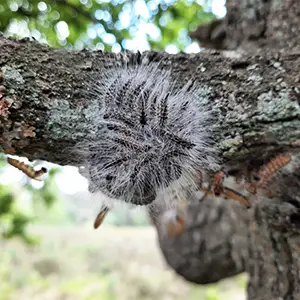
[180,0,300,299]
[0,0,300,297]
[190,0,300,52]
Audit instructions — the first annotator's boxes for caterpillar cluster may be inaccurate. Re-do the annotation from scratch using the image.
[76,63,218,210]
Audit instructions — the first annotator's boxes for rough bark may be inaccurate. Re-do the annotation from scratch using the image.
[185,0,300,298]
[0,18,300,299]
[0,37,299,165]
[151,196,250,284]
[190,0,300,52]
[247,155,300,300]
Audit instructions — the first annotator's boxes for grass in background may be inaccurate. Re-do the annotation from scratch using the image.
[0,226,247,300]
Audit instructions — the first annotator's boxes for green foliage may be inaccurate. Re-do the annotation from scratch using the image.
[0,0,216,51]
[0,154,148,243]
[0,185,37,244]
[0,188,14,215]
[151,0,215,50]
[0,155,63,243]
[28,167,61,208]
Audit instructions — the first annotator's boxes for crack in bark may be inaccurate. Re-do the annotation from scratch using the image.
[270,232,281,296]
[257,116,300,125]
[282,236,295,300]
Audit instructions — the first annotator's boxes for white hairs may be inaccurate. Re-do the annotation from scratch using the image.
[76,63,218,207]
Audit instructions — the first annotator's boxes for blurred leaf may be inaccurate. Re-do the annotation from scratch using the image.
[28,166,61,208]
[2,210,39,245]
[0,190,14,215]
[0,159,62,242]
[0,0,217,51]
[205,287,220,300]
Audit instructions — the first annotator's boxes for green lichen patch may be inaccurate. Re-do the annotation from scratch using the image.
[46,99,100,141]
[1,66,25,86]
[255,89,300,122]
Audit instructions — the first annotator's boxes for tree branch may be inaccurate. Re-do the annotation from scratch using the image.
[1,36,300,298]
[0,36,299,165]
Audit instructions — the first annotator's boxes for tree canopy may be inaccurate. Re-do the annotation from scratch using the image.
[0,0,217,51]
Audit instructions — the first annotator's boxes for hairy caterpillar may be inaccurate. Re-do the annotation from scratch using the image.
[93,205,110,229]
[245,153,292,195]
[76,63,218,209]
[7,157,47,180]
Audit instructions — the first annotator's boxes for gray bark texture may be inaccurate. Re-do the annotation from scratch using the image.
[150,196,250,284]
[0,0,300,299]
[0,37,299,163]
[190,0,300,52]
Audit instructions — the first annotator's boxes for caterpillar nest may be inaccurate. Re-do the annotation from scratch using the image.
[77,64,218,207]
